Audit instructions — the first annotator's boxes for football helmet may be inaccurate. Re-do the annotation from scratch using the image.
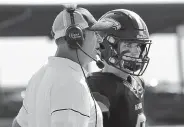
[99,9,152,76]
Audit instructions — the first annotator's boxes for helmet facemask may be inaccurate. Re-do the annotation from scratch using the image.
[100,35,152,76]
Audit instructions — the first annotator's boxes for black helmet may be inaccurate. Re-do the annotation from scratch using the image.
[99,9,152,76]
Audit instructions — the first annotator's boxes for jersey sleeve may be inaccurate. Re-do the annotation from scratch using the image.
[50,82,91,127]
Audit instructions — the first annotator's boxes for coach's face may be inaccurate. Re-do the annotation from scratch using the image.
[81,30,102,64]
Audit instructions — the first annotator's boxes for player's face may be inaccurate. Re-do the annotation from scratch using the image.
[100,34,151,76]
[119,41,146,60]
[118,41,147,73]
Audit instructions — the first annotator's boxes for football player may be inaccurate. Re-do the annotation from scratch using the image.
[87,9,152,127]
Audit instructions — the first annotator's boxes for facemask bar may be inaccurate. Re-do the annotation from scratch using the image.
[118,57,150,76]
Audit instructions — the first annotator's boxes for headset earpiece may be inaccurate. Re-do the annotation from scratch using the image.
[65,8,84,49]
[65,25,84,49]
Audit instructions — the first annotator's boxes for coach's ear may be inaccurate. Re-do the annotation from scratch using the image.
[12,117,21,127]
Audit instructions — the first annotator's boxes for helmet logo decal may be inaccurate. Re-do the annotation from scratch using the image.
[102,18,121,30]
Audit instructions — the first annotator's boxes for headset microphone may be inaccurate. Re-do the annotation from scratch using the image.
[76,43,104,69]
[96,60,105,69]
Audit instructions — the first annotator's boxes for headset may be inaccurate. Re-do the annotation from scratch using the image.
[65,8,85,49]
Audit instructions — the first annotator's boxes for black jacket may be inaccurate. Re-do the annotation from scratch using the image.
[87,72,146,127]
